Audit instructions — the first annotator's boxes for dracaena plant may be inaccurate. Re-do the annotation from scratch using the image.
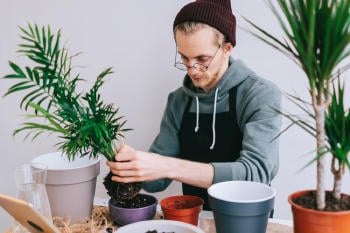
[325,81,350,200]
[276,78,350,202]
[244,0,350,210]
[3,23,141,203]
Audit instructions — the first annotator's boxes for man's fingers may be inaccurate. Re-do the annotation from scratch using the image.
[118,144,131,153]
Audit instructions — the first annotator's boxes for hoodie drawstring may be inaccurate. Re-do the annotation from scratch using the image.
[194,88,219,150]
[194,96,199,132]
[209,88,219,150]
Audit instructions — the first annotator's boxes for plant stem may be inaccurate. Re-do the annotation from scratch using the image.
[313,87,329,210]
[332,158,345,200]
[315,107,326,210]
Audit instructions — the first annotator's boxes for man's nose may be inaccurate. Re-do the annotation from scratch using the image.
[186,61,199,74]
[187,65,199,75]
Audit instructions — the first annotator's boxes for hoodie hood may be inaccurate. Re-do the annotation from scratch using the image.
[180,57,255,149]
[182,57,255,101]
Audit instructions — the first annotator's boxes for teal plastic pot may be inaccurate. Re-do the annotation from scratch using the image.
[208,181,275,233]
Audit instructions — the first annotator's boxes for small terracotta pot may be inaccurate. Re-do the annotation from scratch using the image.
[289,190,350,233]
[108,193,157,226]
[160,195,204,226]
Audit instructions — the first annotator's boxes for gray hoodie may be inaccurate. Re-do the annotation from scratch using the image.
[142,57,281,192]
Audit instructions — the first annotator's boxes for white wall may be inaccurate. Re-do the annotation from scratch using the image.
[1,1,349,231]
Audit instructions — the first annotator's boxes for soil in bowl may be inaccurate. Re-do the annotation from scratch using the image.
[162,195,204,210]
[160,195,204,226]
[110,194,155,208]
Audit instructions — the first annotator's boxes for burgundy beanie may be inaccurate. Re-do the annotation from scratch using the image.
[173,0,236,47]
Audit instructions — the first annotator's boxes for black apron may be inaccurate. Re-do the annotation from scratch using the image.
[179,87,243,210]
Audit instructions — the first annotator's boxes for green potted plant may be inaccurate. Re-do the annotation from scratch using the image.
[244,0,350,232]
[282,79,350,232]
[2,23,156,224]
[324,81,350,202]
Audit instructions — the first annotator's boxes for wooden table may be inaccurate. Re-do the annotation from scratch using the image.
[200,221,293,233]
[5,208,293,233]
[267,222,293,233]
[198,212,292,233]
[5,222,293,233]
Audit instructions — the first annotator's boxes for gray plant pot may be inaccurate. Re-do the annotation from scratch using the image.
[208,181,275,233]
[32,152,100,221]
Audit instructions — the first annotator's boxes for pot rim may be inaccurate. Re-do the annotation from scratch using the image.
[109,193,158,210]
[115,219,204,233]
[160,195,204,211]
[32,151,100,171]
[288,189,350,215]
[208,181,276,203]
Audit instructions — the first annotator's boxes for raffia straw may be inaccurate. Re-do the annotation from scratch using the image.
[53,206,116,233]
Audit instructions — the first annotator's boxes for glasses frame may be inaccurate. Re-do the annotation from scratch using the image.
[174,45,221,72]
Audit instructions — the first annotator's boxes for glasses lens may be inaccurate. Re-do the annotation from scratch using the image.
[193,63,207,72]
[175,62,188,71]
[174,62,208,72]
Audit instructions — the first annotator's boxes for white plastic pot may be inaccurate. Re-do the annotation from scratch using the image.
[32,152,100,221]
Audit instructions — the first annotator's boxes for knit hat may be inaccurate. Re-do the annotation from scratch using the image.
[173,0,236,47]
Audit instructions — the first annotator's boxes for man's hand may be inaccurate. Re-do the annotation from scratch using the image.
[106,144,214,189]
[106,144,169,183]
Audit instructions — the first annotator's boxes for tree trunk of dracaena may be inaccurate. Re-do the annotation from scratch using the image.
[332,158,345,200]
[314,101,327,210]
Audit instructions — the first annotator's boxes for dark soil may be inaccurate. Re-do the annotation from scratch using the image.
[110,193,155,208]
[103,171,141,202]
[294,191,350,211]
[146,231,174,233]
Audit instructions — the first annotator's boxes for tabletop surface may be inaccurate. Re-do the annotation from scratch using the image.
[5,197,293,233]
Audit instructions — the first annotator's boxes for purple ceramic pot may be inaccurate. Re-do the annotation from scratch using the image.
[108,193,157,226]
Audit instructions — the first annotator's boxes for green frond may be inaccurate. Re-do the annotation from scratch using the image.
[245,0,350,94]
[13,122,63,137]
[296,146,330,173]
[325,80,350,166]
[8,61,26,78]
[3,23,130,162]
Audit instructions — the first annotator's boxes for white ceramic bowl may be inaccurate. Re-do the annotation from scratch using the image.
[115,220,205,233]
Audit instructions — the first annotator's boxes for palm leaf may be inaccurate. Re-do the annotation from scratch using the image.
[325,80,350,168]
[3,23,129,162]
[245,0,350,91]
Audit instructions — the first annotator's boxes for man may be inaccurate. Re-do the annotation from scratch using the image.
[107,0,281,210]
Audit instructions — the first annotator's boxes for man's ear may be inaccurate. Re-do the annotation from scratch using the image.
[223,42,233,56]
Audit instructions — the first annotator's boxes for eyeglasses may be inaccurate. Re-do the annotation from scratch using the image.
[174,45,221,72]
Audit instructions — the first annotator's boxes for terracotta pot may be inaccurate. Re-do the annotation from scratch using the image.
[289,190,350,233]
[160,195,204,226]
[108,193,157,226]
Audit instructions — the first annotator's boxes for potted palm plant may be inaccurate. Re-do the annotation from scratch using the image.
[244,0,350,232]
[3,23,156,224]
[283,79,350,232]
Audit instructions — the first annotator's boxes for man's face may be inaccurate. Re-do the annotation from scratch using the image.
[175,28,231,93]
